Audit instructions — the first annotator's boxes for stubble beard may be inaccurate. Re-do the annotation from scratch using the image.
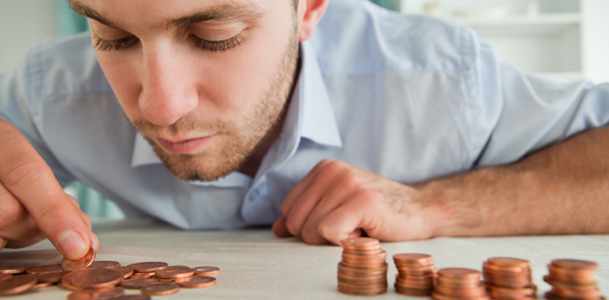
[133,26,300,181]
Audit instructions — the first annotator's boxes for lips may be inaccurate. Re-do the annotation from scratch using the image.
[156,135,214,154]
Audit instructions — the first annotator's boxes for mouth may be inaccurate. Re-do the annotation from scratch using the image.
[155,135,215,154]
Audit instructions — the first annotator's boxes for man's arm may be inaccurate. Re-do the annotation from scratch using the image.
[273,126,609,244]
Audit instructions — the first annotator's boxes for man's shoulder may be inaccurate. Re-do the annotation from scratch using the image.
[313,0,481,73]
[19,32,112,100]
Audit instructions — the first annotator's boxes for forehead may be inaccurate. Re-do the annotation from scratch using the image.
[69,0,270,29]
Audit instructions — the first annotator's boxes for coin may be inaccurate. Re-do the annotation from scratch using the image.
[116,266,134,279]
[120,278,158,289]
[175,276,217,288]
[67,287,124,300]
[545,259,605,300]
[112,295,151,300]
[63,248,96,271]
[90,261,121,269]
[140,283,180,296]
[155,267,194,279]
[69,268,124,289]
[0,274,37,296]
[128,262,168,273]
[35,271,66,283]
[0,274,12,281]
[193,266,220,276]
[0,267,26,275]
[26,264,64,275]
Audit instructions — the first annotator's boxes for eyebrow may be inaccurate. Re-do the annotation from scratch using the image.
[68,0,266,30]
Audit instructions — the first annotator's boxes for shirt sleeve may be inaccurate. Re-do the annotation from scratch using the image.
[468,38,609,167]
[0,47,76,187]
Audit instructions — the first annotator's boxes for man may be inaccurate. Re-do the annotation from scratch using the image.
[0,0,608,262]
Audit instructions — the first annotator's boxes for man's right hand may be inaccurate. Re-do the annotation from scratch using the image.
[0,119,97,259]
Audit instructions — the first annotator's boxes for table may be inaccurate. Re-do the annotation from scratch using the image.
[1,219,607,299]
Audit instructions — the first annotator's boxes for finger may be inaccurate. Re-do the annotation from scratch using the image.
[0,183,43,244]
[0,237,6,250]
[281,159,333,215]
[299,184,355,244]
[89,232,99,253]
[0,121,91,259]
[272,217,292,238]
[317,199,378,245]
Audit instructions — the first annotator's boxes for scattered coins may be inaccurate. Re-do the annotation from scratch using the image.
[482,257,536,299]
[393,253,436,296]
[0,254,220,299]
[544,259,605,300]
[337,237,388,296]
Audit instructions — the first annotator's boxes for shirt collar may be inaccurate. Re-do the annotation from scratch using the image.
[130,40,342,185]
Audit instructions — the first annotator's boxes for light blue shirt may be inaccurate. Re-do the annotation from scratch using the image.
[1,0,608,230]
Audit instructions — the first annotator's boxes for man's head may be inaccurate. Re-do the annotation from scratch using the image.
[68,0,328,181]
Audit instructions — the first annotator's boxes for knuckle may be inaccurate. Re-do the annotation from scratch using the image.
[0,196,24,228]
[2,159,43,188]
[301,227,324,245]
[284,217,301,236]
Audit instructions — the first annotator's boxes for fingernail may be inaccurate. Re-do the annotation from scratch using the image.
[89,232,99,252]
[57,230,86,258]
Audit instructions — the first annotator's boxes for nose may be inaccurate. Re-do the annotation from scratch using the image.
[138,40,198,126]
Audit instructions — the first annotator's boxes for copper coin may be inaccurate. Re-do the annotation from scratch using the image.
[60,271,80,291]
[26,264,64,275]
[140,283,180,296]
[175,276,217,288]
[155,268,194,279]
[69,268,124,289]
[116,266,134,279]
[551,259,599,270]
[112,296,151,300]
[543,275,597,289]
[0,267,26,275]
[35,271,66,283]
[129,272,155,279]
[487,257,530,268]
[90,261,121,269]
[32,281,53,289]
[0,274,12,281]
[431,290,490,300]
[393,253,433,266]
[120,278,158,289]
[67,288,125,300]
[128,262,168,273]
[193,266,220,276]
[63,248,97,271]
[394,285,431,296]
[434,283,487,297]
[340,237,381,250]
[0,274,37,296]
[156,277,179,283]
[548,265,597,284]
[437,268,481,280]
[337,284,387,296]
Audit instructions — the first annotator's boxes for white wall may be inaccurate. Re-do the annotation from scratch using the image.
[0,0,58,74]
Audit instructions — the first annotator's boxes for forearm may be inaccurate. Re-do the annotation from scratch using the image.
[421,126,609,238]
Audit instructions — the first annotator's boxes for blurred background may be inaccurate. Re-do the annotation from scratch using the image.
[0,0,608,219]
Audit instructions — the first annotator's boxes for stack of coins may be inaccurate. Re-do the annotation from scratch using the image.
[393,253,436,296]
[337,237,388,296]
[544,259,605,300]
[432,268,490,300]
[482,257,537,299]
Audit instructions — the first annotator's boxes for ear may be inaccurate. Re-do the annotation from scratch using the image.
[297,0,329,42]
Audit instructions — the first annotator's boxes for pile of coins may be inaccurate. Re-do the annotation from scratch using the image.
[0,248,219,299]
[482,257,537,299]
[393,253,436,296]
[337,237,388,296]
[544,259,605,300]
[432,268,490,300]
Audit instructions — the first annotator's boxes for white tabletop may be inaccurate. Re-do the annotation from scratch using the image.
[1,219,607,299]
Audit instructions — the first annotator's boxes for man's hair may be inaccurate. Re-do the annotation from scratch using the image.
[293,0,299,10]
